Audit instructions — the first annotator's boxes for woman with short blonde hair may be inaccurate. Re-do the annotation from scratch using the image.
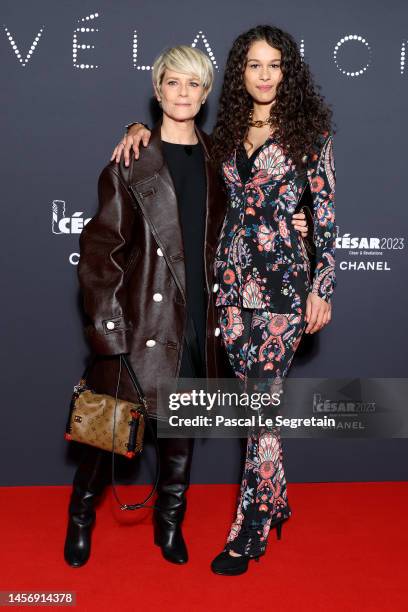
[64,45,226,569]
[152,45,214,95]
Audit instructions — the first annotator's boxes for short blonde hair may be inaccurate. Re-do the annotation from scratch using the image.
[152,45,214,95]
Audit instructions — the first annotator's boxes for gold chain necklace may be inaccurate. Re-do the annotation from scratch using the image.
[248,109,274,128]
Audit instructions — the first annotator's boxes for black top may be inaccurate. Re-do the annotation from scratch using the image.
[235,141,265,184]
[162,140,207,378]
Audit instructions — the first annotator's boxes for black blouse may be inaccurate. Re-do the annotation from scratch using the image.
[162,140,207,378]
[235,141,265,184]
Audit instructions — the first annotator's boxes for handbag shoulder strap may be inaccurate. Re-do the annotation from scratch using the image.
[113,354,161,511]
[81,354,146,406]
[83,353,161,512]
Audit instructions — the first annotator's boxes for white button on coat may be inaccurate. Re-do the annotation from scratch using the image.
[106,321,115,330]
[214,327,221,337]
[153,293,163,302]
[146,339,156,347]
[213,283,219,292]
[157,248,163,257]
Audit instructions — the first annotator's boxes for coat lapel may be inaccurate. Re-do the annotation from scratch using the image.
[129,123,186,302]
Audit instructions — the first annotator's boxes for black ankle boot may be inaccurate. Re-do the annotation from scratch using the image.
[64,489,97,568]
[64,447,109,568]
[211,551,261,576]
[153,438,194,564]
[153,497,188,564]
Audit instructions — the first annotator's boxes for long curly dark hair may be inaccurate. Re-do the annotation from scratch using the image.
[212,24,334,169]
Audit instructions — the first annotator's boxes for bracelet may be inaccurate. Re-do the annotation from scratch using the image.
[125,122,150,133]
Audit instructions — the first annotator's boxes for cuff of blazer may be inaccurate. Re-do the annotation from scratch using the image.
[311,272,335,303]
[84,316,132,355]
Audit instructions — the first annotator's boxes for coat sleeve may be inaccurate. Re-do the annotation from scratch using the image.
[306,133,337,302]
[78,164,134,355]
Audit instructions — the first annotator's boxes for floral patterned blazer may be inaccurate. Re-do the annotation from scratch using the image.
[213,132,336,314]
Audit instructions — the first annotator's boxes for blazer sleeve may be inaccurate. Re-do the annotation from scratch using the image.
[77,164,134,355]
[306,133,337,302]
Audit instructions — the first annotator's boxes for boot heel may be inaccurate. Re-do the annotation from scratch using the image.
[153,526,161,547]
[276,521,283,540]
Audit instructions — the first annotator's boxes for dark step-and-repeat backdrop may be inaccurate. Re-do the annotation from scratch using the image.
[1,1,407,485]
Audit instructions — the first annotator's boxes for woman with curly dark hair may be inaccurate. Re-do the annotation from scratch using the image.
[208,24,336,575]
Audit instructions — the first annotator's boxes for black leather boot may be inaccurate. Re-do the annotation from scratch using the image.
[64,446,109,568]
[153,437,194,564]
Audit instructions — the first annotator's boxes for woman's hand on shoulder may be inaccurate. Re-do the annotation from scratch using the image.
[110,124,152,167]
[305,293,332,334]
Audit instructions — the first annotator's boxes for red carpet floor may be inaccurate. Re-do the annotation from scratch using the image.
[0,482,407,611]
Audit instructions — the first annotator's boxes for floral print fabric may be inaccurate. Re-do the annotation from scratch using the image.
[214,133,336,311]
[219,306,307,557]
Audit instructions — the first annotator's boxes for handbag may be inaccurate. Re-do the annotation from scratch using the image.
[65,353,160,511]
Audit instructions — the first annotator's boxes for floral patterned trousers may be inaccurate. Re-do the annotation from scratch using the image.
[219,305,306,557]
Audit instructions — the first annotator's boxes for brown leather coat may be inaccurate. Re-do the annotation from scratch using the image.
[78,123,229,418]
